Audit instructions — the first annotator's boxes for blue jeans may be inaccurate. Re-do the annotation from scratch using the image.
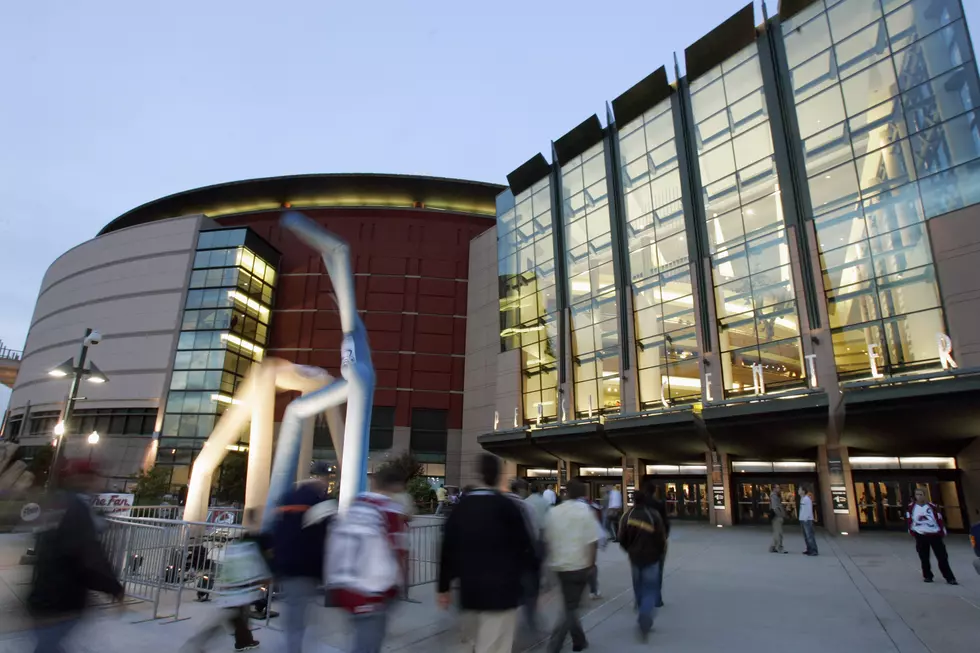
[351,608,388,653]
[34,617,80,653]
[801,520,818,554]
[630,563,661,635]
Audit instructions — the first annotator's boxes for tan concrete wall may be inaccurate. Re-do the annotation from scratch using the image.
[459,227,499,487]
[8,215,202,414]
[928,204,980,367]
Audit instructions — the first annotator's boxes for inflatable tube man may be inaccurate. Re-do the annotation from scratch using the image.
[261,213,375,528]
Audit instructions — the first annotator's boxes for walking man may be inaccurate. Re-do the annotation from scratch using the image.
[437,454,535,653]
[543,484,558,506]
[769,484,787,554]
[604,484,623,542]
[641,477,670,607]
[507,479,543,633]
[544,480,598,653]
[618,492,666,642]
[907,488,958,585]
[799,486,818,556]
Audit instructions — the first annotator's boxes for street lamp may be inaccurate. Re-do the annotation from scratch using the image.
[46,328,108,489]
[87,431,99,462]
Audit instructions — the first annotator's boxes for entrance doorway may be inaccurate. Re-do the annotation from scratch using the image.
[853,472,966,532]
[644,479,709,521]
[733,476,820,526]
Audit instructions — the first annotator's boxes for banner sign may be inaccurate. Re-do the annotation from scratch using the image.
[206,508,238,525]
[713,484,726,510]
[827,451,846,487]
[831,487,850,515]
[91,493,134,516]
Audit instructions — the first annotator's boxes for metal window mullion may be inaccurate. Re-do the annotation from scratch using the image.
[602,115,632,373]
[550,143,569,387]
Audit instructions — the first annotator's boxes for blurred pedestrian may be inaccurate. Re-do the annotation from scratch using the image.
[604,484,623,542]
[769,484,787,554]
[618,491,666,642]
[587,495,607,600]
[799,486,818,556]
[641,477,670,607]
[507,479,543,633]
[29,460,124,653]
[907,488,957,584]
[438,454,535,653]
[327,466,410,653]
[544,480,598,653]
[272,479,336,652]
[543,484,557,506]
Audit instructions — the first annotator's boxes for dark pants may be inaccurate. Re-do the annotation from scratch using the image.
[521,568,541,630]
[801,520,818,554]
[656,547,667,607]
[549,568,589,653]
[915,534,956,581]
[33,616,81,653]
[185,606,255,650]
[604,510,620,541]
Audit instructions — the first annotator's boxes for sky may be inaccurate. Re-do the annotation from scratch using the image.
[2,0,980,417]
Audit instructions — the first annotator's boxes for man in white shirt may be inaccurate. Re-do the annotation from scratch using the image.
[798,486,818,556]
[906,488,957,584]
[543,485,558,506]
[604,485,623,542]
[544,480,597,653]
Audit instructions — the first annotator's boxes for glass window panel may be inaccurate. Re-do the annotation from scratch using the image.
[696,110,732,152]
[729,88,768,137]
[715,277,755,318]
[589,231,613,267]
[628,214,657,253]
[723,53,763,103]
[752,267,797,308]
[886,0,962,51]
[903,64,980,135]
[635,304,665,340]
[170,371,188,390]
[855,138,916,198]
[877,265,941,317]
[649,170,683,209]
[869,222,933,275]
[849,97,907,157]
[758,301,801,342]
[620,127,646,165]
[562,219,586,252]
[699,143,737,185]
[712,244,750,283]
[590,262,615,296]
[797,86,847,139]
[662,306,697,334]
[575,380,598,416]
[623,156,650,188]
[805,121,855,176]
[719,311,757,351]
[532,187,551,217]
[562,165,585,198]
[662,266,693,299]
[691,78,727,123]
[644,106,675,149]
[732,123,774,170]
[822,240,874,289]
[832,322,887,374]
[783,0,829,33]
[655,200,686,237]
[911,109,980,177]
[827,280,881,327]
[809,161,862,215]
[738,157,780,206]
[637,335,668,369]
[791,48,840,102]
[583,153,607,189]
[835,19,890,78]
[841,58,900,117]
[863,182,925,235]
[919,157,980,217]
[828,0,884,42]
[625,185,653,221]
[758,338,806,388]
[655,231,688,271]
[883,307,945,368]
[746,230,790,275]
[703,174,741,218]
[649,140,679,176]
[814,202,867,250]
[707,209,745,254]
[742,191,785,241]
[894,22,970,92]
[784,14,832,70]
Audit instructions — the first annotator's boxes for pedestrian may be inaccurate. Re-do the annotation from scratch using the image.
[906,488,958,585]
[271,479,336,652]
[437,454,535,653]
[604,484,623,542]
[641,477,670,607]
[543,480,598,653]
[543,484,558,506]
[618,491,666,642]
[769,484,787,554]
[507,479,543,633]
[799,486,818,556]
[326,466,410,653]
[29,461,125,653]
[587,496,607,600]
[524,482,552,595]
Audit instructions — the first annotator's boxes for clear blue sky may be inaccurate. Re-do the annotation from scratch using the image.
[2,0,980,416]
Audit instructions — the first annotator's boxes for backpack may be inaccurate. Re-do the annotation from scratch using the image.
[325,499,400,596]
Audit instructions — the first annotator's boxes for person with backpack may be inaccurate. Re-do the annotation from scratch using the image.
[906,488,957,585]
[618,491,666,642]
[326,466,410,653]
[271,479,336,652]
[437,454,535,653]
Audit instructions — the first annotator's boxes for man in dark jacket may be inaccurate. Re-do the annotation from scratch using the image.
[437,454,536,653]
[618,491,666,641]
[272,479,335,652]
[640,476,670,607]
[29,460,124,653]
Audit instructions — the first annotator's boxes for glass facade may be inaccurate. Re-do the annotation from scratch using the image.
[619,98,702,408]
[497,180,560,424]
[782,0,980,378]
[157,228,278,486]
[561,143,621,417]
[690,44,806,396]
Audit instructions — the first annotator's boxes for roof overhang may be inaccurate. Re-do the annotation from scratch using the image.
[701,391,830,458]
[478,428,558,466]
[603,408,707,462]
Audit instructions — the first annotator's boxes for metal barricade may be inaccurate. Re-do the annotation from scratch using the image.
[406,520,442,589]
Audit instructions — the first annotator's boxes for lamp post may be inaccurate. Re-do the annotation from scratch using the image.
[87,431,99,462]
[47,328,107,490]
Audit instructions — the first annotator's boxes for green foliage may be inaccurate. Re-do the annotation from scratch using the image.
[375,451,423,484]
[134,467,171,505]
[407,475,435,507]
[214,452,247,504]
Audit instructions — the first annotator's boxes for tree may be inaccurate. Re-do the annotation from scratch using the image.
[213,452,247,504]
[375,451,423,484]
[133,467,171,505]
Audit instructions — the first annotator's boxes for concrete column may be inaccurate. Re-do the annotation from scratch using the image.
[296,416,315,482]
[392,426,411,455]
[707,450,733,527]
[817,444,860,535]
[957,436,980,525]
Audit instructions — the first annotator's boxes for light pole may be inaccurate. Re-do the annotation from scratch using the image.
[87,431,99,462]
[47,328,107,489]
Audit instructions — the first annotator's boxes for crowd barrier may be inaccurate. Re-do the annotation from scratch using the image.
[100,514,443,620]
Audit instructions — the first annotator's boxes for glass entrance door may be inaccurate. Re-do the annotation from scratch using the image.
[734,478,819,525]
[644,479,708,521]
[853,476,966,532]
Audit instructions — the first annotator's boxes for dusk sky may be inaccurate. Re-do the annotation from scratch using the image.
[2,0,979,415]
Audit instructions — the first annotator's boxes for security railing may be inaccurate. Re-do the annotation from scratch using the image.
[0,342,21,361]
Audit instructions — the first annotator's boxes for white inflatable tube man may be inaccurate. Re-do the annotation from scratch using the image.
[262,212,375,527]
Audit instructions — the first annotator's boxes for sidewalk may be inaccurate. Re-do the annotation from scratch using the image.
[2,524,979,653]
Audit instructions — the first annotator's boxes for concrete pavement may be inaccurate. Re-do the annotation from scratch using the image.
[2,524,979,652]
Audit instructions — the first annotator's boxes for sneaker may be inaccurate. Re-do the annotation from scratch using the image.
[235,642,260,652]
[769,547,777,553]
[924,578,934,583]
[572,643,588,652]
[947,579,958,586]
[590,592,602,600]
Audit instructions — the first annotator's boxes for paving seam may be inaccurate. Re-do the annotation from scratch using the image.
[824,533,931,653]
